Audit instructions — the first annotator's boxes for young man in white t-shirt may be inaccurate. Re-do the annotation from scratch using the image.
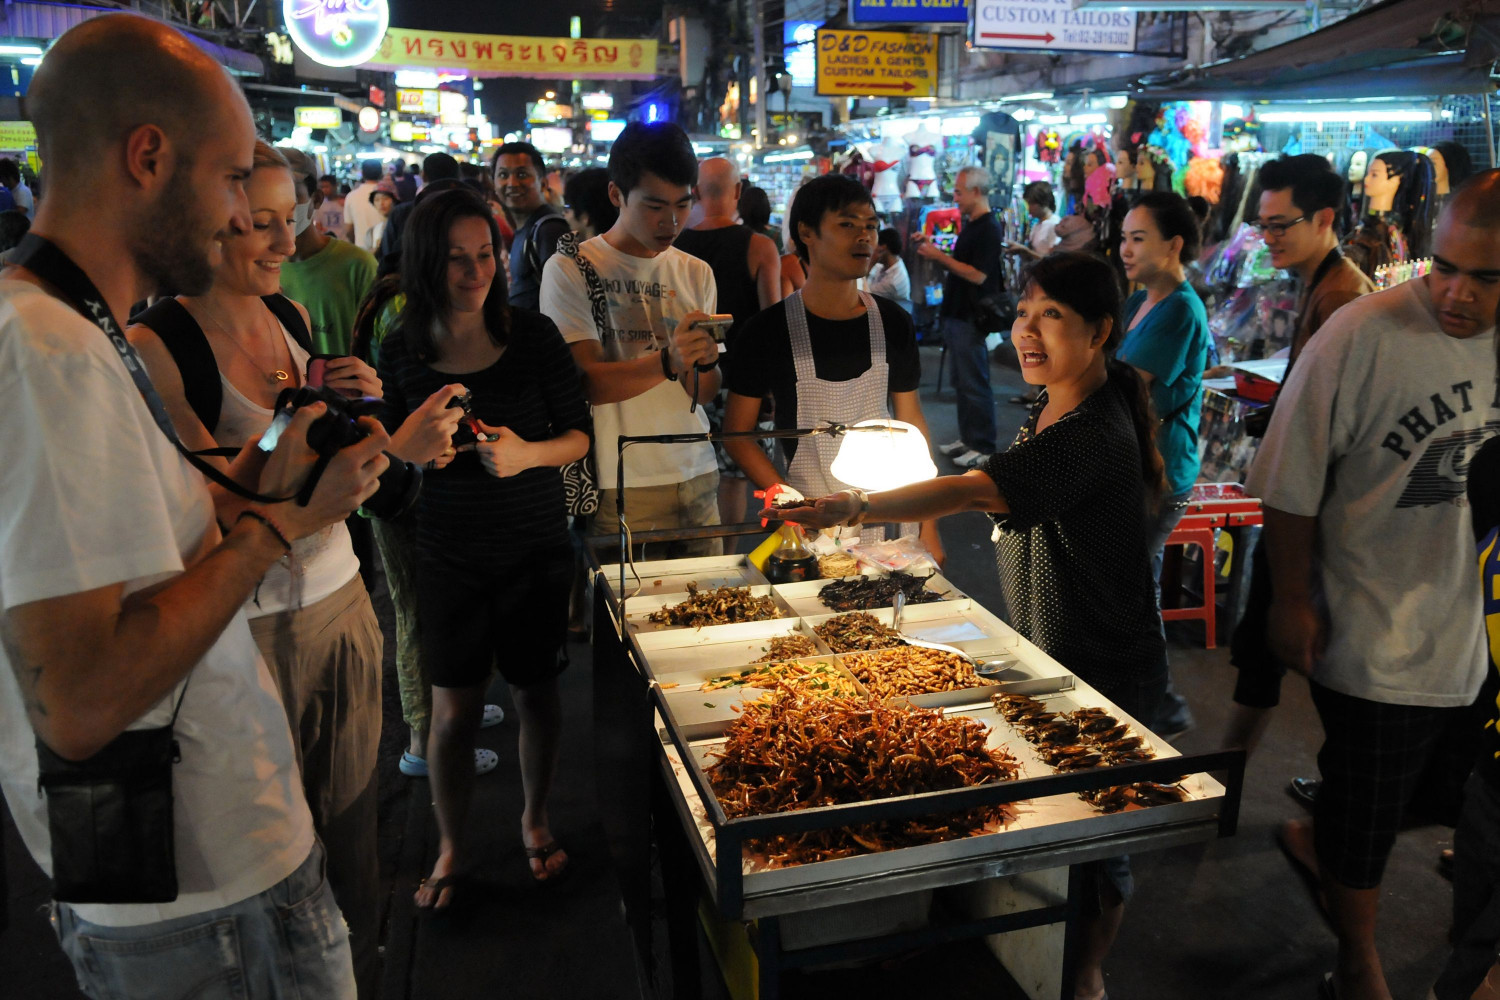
[0,17,385,996]
[1248,172,1500,1000]
[539,121,722,557]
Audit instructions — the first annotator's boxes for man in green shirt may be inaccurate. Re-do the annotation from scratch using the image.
[280,148,377,355]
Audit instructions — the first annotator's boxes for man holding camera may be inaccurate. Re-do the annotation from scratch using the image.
[0,15,384,996]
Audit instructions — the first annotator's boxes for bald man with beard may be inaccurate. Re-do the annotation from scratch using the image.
[0,14,383,997]
[1248,171,1500,1000]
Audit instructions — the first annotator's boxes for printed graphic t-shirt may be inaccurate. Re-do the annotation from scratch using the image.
[539,236,718,489]
[1246,278,1498,707]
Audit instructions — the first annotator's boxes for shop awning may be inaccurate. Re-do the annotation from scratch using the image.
[1056,0,1498,99]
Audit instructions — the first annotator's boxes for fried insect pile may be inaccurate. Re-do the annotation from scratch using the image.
[991,693,1186,812]
[813,611,908,652]
[752,633,821,663]
[841,646,994,699]
[817,572,946,612]
[646,584,784,629]
[701,660,862,700]
[706,693,1021,866]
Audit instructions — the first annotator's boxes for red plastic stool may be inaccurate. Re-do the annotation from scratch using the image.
[1161,515,1219,649]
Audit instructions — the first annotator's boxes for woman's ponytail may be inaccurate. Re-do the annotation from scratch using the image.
[1105,355,1167,511]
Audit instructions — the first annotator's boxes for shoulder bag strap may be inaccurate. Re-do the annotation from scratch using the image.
[557,231,610,340]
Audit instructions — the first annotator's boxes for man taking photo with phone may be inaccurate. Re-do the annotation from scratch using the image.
[539,121,722,557]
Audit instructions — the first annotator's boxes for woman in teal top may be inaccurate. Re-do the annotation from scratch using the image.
[1117,190,1211,733]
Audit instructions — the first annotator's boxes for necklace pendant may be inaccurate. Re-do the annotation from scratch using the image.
[272,370,290,383]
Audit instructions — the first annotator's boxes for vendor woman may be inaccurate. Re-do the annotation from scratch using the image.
[724,173,942,560]
[766,251,1167,1000]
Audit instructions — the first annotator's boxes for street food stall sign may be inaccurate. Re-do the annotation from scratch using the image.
[972,0,1137,54]
[814,28,937,98]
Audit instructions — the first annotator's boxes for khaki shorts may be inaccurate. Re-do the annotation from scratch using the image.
[593,469,723,559]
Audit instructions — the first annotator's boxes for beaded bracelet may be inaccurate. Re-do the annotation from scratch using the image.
[238,509,292,553]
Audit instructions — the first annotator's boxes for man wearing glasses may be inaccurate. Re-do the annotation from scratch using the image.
[1227,154,1376,756]
[1254,154,1377,364]
[494,141,570,311]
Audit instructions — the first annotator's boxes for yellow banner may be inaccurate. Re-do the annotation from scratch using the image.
[369,28,657,80]
[0,121,38,150]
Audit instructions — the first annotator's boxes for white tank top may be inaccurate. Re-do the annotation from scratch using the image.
[213,321,360,617]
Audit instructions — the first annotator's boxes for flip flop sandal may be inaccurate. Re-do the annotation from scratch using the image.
[414,872,471,913]
[526,840,571,883]
[398,749,500,778]
[480,703,505,729]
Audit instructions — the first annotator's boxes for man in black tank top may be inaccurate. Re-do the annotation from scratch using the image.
[674,157,782,352]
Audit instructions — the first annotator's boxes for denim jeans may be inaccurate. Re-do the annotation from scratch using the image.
[53,843,355,1000]
[941,315,998,455]
[1146,491,1194,729]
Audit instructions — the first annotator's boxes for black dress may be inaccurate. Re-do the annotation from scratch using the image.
[981,378,1167,698]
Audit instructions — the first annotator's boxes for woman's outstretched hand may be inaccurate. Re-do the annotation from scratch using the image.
[760,489,860,530]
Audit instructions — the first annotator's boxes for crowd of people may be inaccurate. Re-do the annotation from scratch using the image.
[3,14,1500,1000]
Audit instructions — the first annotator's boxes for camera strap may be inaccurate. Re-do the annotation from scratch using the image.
[10,234,292,504]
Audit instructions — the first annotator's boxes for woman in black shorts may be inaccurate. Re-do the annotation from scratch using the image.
[768,252,1167,1000]
[378,189,591,906]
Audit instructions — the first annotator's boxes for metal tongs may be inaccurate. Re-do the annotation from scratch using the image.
[890,590,1012,677]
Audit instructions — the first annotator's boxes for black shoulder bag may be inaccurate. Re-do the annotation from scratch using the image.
[554,231,601,517]
[11,233,268,903]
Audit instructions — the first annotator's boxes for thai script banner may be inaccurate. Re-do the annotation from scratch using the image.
[368,28,658,80]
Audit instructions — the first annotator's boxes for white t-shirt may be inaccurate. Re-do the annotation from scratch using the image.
[1030,215,1060,255]
[1246,278,1498,707]
[0,281,314,926]
[867,258,911,305]
[10,181,33,219]
[197,324,360,617]
[538,236,718,489]
[344,181,381,249]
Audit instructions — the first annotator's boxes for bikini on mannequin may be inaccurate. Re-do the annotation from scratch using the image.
[873,134,905,213]
[903,123,940,200]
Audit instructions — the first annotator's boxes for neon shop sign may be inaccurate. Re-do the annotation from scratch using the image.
[283,0,391,68]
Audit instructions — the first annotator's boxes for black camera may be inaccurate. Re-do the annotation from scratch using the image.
[258,385,422,520]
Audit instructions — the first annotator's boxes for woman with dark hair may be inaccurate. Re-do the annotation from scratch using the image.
[1117,191,1211,733]
[737,183,782,252]
[376,188,592,907]
[562,166,618,239]
[768,251,1168,1000]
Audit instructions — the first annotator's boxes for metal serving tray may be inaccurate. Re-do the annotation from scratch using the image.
[829,648,1002,710]
[659,679,1225,906]
[623,584,795,635]
[771,571,964,618]
[654,656,867,740]
[802,599,1021,660]
[632,617,830,679]
[601,554,769,603]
